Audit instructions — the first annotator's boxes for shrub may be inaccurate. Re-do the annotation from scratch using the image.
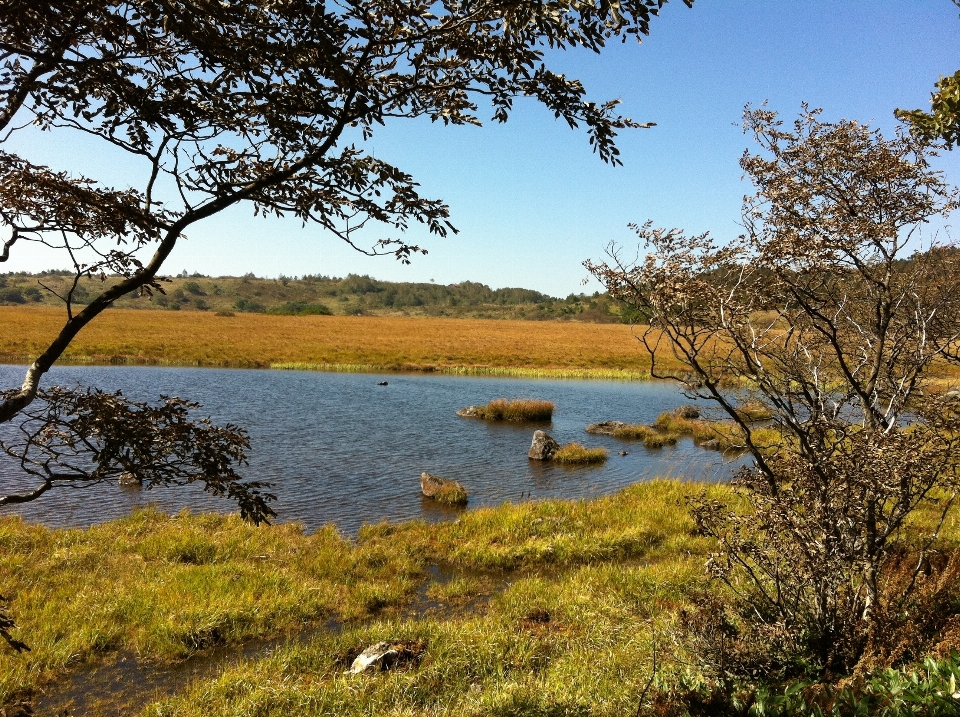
[656,650,960,717]
[552,443,607,464]
[0,288,25,304]
[267,301,333,316]
[589,107,960,679]
[233,298,266,313]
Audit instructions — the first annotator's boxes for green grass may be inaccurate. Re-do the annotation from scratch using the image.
[653,410,781,452]
[6,479,957,715]
[138,558,708,717]
[0,481,725,707]
[612,423,681,448]
[551,442,609,464]
[275,363,652,381]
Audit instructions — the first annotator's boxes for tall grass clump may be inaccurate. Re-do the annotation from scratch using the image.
[651,410,782,452]
[612,423,680,448]
[552,443,607,464]
[472,398,554,422]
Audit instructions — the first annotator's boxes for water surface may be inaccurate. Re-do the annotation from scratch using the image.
[0,365,746,533]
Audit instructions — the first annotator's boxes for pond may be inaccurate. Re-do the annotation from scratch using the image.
[0,365,749,534]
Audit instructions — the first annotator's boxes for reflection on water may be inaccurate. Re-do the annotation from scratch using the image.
[0,365,749,534]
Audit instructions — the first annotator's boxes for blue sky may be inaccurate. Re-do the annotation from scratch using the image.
[8,0,960,297]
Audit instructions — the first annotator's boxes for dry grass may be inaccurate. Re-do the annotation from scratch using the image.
[552,443,608,464]
[654,411,782,452]
[474,398,554,422]
[612,423,681,448]
[0,306,684,375]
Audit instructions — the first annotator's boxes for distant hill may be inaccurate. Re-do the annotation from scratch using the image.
[0,271,635,322]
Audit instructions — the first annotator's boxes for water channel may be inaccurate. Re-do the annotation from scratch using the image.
[0,365,748,534]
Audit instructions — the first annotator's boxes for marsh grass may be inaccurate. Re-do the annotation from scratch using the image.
[735,399,775,422]
[551,442,608,464]
[474,398,555,422]
[0,307,674,376]
[653,411,781,452]
[137,557,710,717]
[612,423,681,448]
[7,482,958,716]
[0,483,723,696]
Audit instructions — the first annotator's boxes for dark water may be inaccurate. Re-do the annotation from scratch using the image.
[0,365,747,534]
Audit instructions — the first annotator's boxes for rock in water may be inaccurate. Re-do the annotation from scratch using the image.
[528,430,559,460]
[456,406,483,418]
[420,472,469,505]
[118,472,142,487]
[673,405,700,419]
[585,420,627,435]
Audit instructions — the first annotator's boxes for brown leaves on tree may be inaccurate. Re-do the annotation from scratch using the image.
[588,107,960,677]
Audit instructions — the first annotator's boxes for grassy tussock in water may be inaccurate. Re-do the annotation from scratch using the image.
[612,423,680,448]
[653,411,781,452]
[470,398,555,422]
[551,442,608,464]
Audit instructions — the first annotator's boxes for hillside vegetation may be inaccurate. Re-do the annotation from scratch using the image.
[0,272,631,322]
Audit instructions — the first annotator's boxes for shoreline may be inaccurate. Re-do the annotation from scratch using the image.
[0,355,653,381]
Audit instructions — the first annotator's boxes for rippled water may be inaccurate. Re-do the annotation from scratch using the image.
[0,365,748,533]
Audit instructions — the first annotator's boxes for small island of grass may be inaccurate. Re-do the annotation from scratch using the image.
[552,442,608,464]
[457,398,554,422]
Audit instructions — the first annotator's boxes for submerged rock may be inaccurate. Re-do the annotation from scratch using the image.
[118,472,142,487]
[420,472,468,505]
[528,430,559,460]
[673,405,700,419]
[585,420,627,435]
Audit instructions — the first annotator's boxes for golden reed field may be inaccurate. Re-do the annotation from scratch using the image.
[0,306,683,377]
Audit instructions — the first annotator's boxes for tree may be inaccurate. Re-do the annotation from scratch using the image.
[895,0,960,148]
[586,106,960,676]
[0,0,692,512]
